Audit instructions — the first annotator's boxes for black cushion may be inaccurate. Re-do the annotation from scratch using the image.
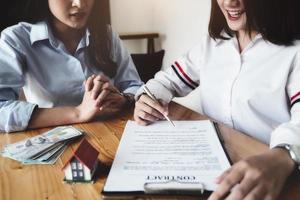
[131,50,165,83]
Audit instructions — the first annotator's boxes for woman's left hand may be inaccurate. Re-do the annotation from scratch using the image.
[97,82,128,113]
[208,148,295,200]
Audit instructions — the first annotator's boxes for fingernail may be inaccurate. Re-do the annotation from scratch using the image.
[214,177,221,183]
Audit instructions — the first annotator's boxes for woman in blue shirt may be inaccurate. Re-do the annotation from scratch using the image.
[0,0,143,132]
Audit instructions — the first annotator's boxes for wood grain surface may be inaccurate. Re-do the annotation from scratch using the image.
[0,102,299,200]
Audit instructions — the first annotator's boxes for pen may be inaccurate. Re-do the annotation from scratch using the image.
[143,85,175,127]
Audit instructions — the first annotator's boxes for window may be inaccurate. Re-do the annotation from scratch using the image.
[78,163,83,170]
[73,171,77,177]
[71,158,85,181]
[71,162,77,169]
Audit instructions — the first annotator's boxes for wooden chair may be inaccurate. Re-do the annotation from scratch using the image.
[120,33,159,54]
[120,33,165,83]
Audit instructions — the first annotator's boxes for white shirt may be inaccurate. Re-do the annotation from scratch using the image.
[136,34,300,148]
[0,22,143,132]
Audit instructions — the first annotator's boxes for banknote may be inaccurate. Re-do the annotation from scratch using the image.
[22,143,68,165]
[1,126,83,164]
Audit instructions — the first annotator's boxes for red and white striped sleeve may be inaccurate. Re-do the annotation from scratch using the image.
[270,50,300,148]
[135,40,204,103]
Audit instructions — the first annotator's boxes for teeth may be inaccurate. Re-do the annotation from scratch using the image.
[227,10,243,17]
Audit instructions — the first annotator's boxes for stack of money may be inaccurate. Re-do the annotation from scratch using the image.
[1,126,83,165]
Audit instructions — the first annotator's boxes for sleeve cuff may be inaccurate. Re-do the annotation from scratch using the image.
[270,123,300,148]
[122,86,141,95]
[134,80,174,103]
[0,101,37,133]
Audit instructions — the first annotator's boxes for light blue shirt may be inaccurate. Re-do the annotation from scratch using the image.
[0,22,143,132]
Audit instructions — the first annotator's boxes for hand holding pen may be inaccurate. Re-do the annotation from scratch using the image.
[134,85,175,126]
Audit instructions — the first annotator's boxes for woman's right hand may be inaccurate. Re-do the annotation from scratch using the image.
[134,94,168,125]
[76,74,110,122]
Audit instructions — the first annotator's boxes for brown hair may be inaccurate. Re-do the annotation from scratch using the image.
[208,0,300,45]
[24,0,118,77]
[86,0,118,78]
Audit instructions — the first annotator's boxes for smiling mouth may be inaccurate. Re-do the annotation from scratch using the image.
[226,10,245,19]
[69,12,86,19]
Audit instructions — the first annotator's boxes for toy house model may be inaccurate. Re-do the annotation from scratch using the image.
[62,139,99,183]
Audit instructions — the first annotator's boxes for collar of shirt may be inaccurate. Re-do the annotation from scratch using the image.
[29,21,90,51]
[214,30,263,47]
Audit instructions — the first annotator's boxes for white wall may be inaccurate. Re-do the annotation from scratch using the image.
[110,0,154,53]
[110,0,211,113]
[151,0,211,68]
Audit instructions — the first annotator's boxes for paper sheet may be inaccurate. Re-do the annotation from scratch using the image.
[104,120,231,192]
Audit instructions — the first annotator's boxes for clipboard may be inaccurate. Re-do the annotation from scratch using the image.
[213,122,233,165]
[101,182,212,199]
[101,173,223,199]
[101,181,211,199]
[101,120,232,199]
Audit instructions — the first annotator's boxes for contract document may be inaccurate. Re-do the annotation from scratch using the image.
[102,120,231,197]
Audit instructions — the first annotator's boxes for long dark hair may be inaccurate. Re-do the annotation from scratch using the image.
[209,0,300,45]
[87,0,117,78]
[24,0,117,77]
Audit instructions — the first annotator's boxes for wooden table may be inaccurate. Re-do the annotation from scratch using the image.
[0,102,299,200]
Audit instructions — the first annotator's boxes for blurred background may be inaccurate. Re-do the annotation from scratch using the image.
[110,0,210,113]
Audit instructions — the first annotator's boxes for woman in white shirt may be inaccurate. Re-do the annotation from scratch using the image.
[0,0,143,132]
[134,0,300,199]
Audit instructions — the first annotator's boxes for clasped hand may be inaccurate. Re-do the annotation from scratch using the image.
[76,74,127,122]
